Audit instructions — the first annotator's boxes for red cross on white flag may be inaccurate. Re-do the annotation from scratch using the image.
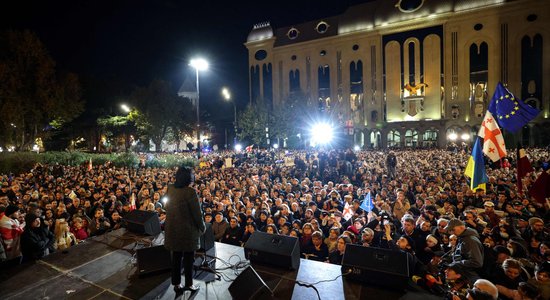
[478,111,507,162]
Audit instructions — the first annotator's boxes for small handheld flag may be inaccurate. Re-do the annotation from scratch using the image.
[360,191,373,213]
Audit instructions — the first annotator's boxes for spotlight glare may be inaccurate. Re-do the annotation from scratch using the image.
[273,143,279,149]
[448,133,458,141]
[235,144,242,151]
[461,133,470,141]
[162,197,168,204]
[354,145,360,151]
[310,122,334,146]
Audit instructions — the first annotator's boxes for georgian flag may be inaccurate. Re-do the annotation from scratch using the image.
[478,111,507,162]
[342,201,353,221]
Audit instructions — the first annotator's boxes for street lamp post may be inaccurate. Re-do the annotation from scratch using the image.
[222,87,237,147]
[190,58,208,158]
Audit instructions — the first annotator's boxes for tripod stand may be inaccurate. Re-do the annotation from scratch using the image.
[192,248,218,283]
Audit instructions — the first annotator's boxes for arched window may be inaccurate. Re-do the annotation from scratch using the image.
[422,130,438,148]
[405,129,418,147]
[289,69,300,93]
[318,65,331,111]
[370,130,381,149]
[387,130,401,148]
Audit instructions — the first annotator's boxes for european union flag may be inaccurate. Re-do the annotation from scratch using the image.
[360,191,372,212]
[488,82,540,133]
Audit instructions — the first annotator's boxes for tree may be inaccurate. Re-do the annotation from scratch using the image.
[237,102,269,146]
[270,92,311,148]
[0,30,84,150]
[97,115,134,151]
[129,80,191,152]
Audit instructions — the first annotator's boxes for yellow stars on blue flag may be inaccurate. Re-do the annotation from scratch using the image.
[488,82,540,133]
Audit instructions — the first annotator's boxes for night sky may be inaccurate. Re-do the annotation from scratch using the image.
[1,0,368,125]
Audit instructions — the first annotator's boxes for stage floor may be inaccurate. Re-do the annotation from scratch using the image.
[0,229,442,300]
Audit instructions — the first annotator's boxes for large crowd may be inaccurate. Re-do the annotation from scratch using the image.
[0,147,549,300]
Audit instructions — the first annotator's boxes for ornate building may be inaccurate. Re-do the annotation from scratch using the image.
[245,0,550,148]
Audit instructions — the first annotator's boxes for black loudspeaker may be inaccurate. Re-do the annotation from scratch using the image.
[124,210,161,236]
[342,245,410,290]
[136,245,171,276]
[199,222,215,251]
[228,266,272,300]
[244,231,300,270]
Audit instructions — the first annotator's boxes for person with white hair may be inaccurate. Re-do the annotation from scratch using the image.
[471,279,498,300]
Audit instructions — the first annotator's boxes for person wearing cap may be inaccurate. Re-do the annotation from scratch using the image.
[479,201,500,229]
[446,218,484,282]
[0,205,24,261]
[522,217,548,247]
[382,222,427,277]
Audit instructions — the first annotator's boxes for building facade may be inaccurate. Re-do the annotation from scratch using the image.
[245,0,550,148]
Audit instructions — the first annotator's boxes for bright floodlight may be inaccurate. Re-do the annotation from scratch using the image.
[354,145,360,151]
[273,143,279,149]
[461,133,470,141]
[235,144,242,151]
[120,104,130,113]
[310,122,334,146]
[162,196,168,204]
[190,58,209,71]
[448,133,458,141]
[222,87,231,100]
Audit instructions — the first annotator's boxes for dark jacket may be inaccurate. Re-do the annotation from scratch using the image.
[452,228,484,281]
[164,185,206,252]
[21,227,54,261]
[222,225,243,246]
[212,219,229,241]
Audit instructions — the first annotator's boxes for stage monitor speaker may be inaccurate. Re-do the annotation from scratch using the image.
[244,231,300,270]
[228,266,272,300]
[124,210,161,236]
[136,245,171,276]
[342,244,410,291]
[199,222,215,251]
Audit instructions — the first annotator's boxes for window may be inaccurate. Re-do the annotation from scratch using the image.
[287,28,299,40]
[396,0,424,13]
[315,21,329,34]
[422,130,438,147]
[254,50,267,61]
[387,130,401,148]
[404,130,418,147]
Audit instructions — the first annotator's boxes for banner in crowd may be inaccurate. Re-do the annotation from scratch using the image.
[488,82,540,133]
[516,147,533,194]
[464,137,488,191]
[530,170,550,204]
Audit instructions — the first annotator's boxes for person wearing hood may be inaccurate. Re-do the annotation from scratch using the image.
[20,213,54,261]
[446,218,484,283]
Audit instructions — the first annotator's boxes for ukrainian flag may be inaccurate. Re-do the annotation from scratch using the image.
[465,137,489,191]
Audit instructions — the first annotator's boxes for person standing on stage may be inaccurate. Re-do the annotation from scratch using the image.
[164,166,206,295]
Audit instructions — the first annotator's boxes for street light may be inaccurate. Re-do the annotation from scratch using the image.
[120,104,131,113]
[190,58,209,158]
[222,87,237,148]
